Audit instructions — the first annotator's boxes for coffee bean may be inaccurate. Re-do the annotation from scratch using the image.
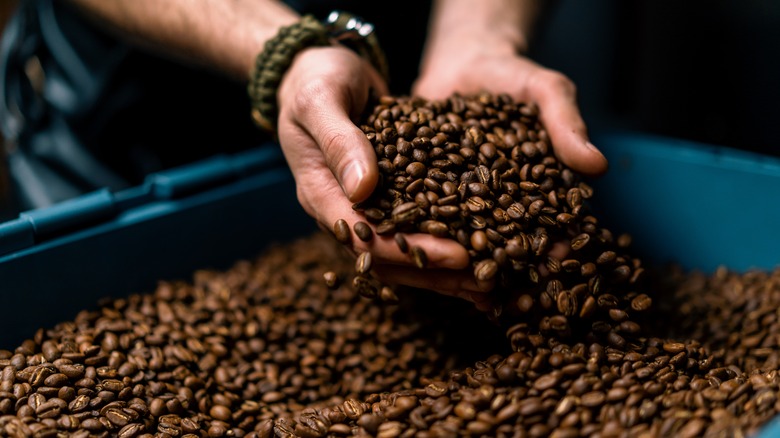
[354,222,373,242]
[474,259,499,282]
[631,294,652,312]
[323,271,339,289]
[425,220,450,238]
[556,291,578,317]
[210,405,232,422]
[663,342,686,354]
[410,246,428,269]
[353,275,378,299]
[333,219,352,245]
[393,234,409,253]
[376,219,396,235]
[391,202,422,225]
[355,252,373,275]
[118,423,145,438]
[379,287,399,305]
[364,208,385,223]
[581,391,606,408]
[105,407,132,427]
[470,231,488,252]
[570,233,590,251]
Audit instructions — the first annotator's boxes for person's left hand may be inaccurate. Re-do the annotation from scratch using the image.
[275,46,489,306]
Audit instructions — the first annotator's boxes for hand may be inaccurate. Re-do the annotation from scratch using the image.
[276,46,488,303]
[413,46,609,177]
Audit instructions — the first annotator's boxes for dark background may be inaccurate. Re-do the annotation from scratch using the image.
[532,0,780,157]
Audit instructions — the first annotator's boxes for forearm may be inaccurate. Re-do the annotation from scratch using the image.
[64,0,299,81]
[420,0,541,70]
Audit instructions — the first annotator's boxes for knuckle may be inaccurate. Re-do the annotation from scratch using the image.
[318,128,352,166]
[540,70,577,96]
[291,77,333,116]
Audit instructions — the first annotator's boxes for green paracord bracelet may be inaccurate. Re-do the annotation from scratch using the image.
[247,11,389,133]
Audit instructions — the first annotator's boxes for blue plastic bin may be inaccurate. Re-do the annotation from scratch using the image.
[3,131,780,343]
[1,131,780,435]
[0,145,315,348]
[589,131,780,274]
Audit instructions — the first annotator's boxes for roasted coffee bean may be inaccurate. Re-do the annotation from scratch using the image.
[376,220,396,236]
[353,275,378,299]
[631,294,653,312]
[570,233,590,251]
[474,259,499,282]
[425,221,450,238]
[354,221,373,242]
[379,287,399,305]
[410,246,428,269]
[323,271,339,289]
[105,407,132,427]
[355,252,373,275]
[470,231,488,252]
[364,208,385,223]
[392,202,422,224]
[333,219,351,245]
[394,234,409,253]
[556,291,578,317]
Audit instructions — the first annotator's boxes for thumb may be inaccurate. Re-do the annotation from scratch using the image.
[300,96,380,202]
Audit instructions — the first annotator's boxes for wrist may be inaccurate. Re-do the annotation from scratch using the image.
[424,0,530,55]
[418,33,516,83]
[247,11,388,133]
[420,0,531,81]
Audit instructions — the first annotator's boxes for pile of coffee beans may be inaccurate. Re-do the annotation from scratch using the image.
[2,232,780,437]
[2,92,780,437]
[0,234,506,437]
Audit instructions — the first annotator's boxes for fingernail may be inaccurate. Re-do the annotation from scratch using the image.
[340,161,364,199]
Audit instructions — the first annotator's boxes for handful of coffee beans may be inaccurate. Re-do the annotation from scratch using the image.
[336,93,648,345]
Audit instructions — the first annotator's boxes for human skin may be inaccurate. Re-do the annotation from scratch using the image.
[65,0,607,307]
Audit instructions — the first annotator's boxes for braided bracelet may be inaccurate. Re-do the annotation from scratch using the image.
[248,11,388,133]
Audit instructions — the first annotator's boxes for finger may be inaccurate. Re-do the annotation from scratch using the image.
[401,232,470,270]
[372,264,485,296]
[299,86,379,202]
[523,69,609,176]
[320,200,470,269]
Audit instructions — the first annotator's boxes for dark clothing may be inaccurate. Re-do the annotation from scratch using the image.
[0,0,431,210]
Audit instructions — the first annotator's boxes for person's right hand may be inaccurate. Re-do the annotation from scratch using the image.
[275,46,491,307]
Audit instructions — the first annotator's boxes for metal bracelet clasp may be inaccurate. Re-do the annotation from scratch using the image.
[324,10,375,41]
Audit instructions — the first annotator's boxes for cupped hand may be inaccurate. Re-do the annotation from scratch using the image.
[276,46,486,302]
[413,48,609,177]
